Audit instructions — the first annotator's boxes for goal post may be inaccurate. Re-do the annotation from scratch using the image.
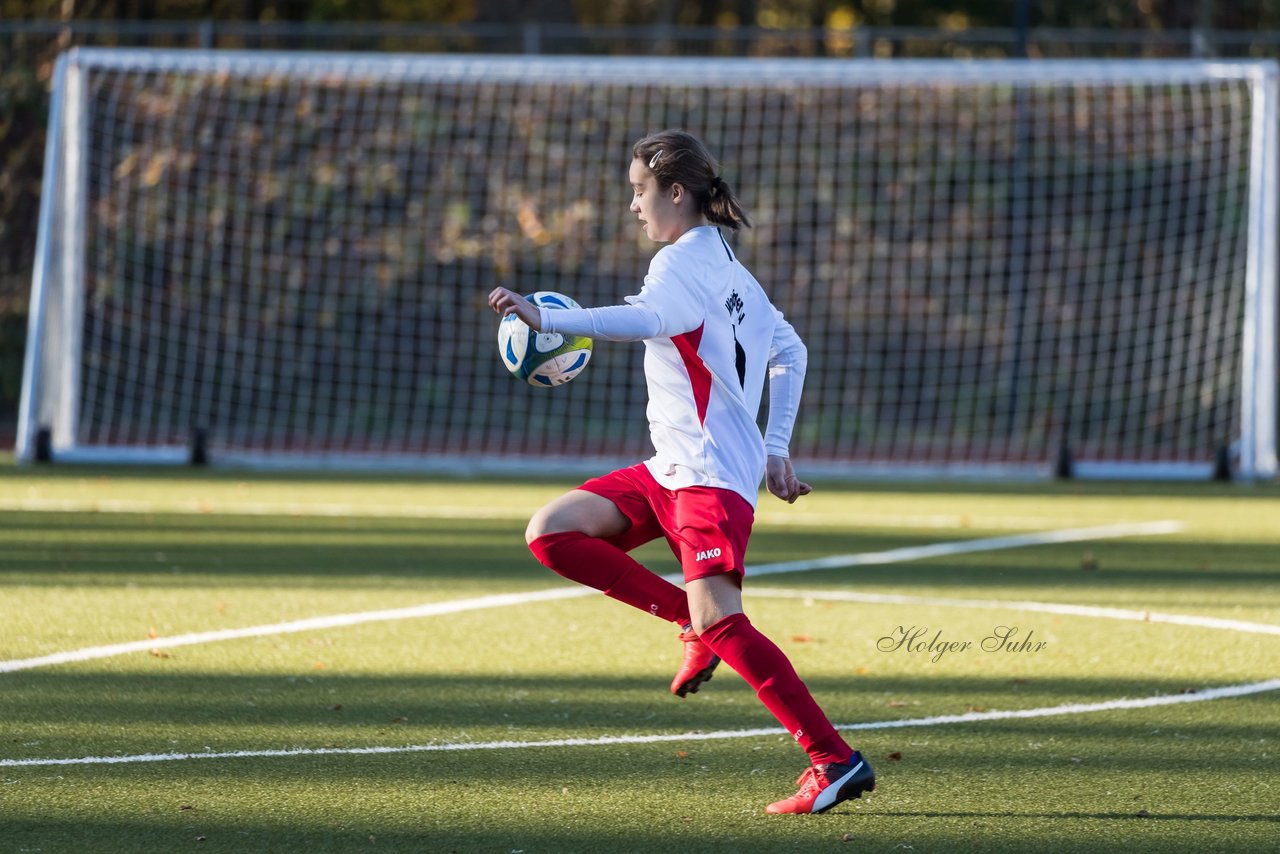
[1242,69,1280,482]
[18,49,1279,481]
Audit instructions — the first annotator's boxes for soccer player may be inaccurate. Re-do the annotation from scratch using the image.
[487,129,874,815]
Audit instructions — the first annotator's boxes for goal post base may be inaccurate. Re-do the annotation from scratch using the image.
[23,447,1258,484]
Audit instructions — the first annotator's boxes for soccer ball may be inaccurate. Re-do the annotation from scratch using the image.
[497,291,593,387]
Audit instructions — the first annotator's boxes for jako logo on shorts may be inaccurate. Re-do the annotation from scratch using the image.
[695,548,722,561]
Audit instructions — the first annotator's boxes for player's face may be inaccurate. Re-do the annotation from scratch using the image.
[629,158,682,243]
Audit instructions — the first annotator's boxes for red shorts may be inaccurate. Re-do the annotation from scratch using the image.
[578,463,754,584]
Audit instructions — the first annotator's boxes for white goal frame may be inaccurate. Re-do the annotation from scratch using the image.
[17,50,1278,481]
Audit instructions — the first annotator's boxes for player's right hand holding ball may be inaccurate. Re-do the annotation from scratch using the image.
[488,287,542,331]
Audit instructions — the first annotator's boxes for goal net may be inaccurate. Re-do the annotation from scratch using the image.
[19,50,1278,480]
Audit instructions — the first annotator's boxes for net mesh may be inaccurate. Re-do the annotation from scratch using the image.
[35,54,1267,472]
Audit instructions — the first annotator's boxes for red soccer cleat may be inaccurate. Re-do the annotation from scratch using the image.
[670,629,720,697]
[765,752,876,814]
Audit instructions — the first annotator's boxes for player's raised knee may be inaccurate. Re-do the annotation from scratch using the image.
[524,510,552,545]
[526,490,630,545]
[525,504,574,545]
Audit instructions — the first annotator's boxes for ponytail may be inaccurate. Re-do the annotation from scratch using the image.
[705,174,751,231]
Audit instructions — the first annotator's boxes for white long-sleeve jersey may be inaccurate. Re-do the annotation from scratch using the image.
[539,225,807,509]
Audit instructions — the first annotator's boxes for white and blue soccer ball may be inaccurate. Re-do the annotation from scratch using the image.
[497,291,593,387]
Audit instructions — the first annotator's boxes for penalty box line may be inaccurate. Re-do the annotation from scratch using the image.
[3,677,1277,769]
[0,520,1184,675]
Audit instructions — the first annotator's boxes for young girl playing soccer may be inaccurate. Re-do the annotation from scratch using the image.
[487,129,874,815]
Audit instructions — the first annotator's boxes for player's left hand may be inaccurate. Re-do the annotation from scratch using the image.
[766,455,812,504]
[488,287,542,331]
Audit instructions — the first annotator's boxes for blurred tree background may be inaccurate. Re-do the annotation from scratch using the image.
[3,0,1280,444]
[8,1,1280,31]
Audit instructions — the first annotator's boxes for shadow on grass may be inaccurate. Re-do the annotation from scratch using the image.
[1,670,1275,770]
[3,754,1279,854]
[876,810,1280,823]
[2,513,1277,597]
[5,818,1266,854]
[4,815,1274,854]
[2,669,1276,852]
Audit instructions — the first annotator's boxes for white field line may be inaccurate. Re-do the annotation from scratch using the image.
[743,519,1184,577]
[0,494,1137,531]
[3,677,1277,769]
[0,521,1183,675]
[749,588,1280,637]
[0,587,596,674]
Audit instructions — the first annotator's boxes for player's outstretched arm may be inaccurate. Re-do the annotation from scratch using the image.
[488,287,542,330]
[765,454,812,504]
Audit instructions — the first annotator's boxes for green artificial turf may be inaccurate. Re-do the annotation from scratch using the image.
[0,464,1277,852]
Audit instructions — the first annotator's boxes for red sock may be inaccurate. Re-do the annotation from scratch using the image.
[699,612,852,767]
[529,531,691,627]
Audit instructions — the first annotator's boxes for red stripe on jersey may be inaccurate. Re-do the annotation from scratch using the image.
[672,323,711,426]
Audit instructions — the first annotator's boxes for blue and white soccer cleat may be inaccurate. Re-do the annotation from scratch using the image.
[765,751,877,814]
